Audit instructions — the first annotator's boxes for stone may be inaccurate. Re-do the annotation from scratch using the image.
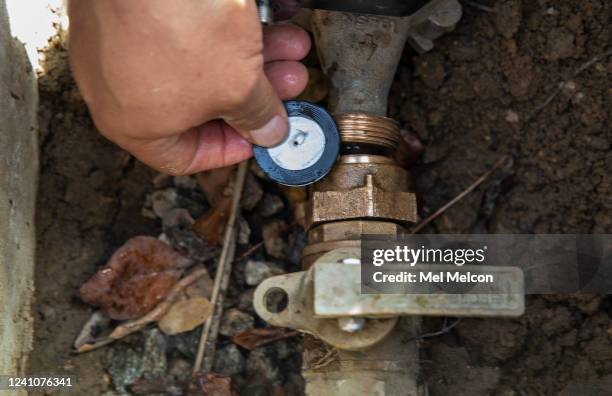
[173,175,198,190]
[219,308,255,337]
[257,193,285,217]
[245,346,283,385]
[262,220,289,259]
[494,0,522,38]
[242,173,264,210]
[141,328,167,380]
[505,110,520,123]
[237,289,256,314]
[244,260,285,286]
[213,344,246,376]
[238,216,251,245]
[152,173,173,189]
[162,208,194,229]
[151,188,179,218]
[546,27,575,60]
[168,328,201,360]
[107,345,145,393]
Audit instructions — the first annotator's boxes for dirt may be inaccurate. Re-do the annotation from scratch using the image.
[28,1,611,395]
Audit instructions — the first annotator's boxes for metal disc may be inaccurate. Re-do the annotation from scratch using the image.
[253,101,340,186]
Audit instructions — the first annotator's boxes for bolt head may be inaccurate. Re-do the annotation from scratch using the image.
[338,316,366,333]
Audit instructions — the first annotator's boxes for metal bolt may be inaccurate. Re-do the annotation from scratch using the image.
[338,316,366,333]
[256,0,274,25]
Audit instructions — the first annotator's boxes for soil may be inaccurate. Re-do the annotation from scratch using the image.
[28,1,611,395]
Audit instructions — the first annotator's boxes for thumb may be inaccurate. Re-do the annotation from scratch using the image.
[223,74,289,147]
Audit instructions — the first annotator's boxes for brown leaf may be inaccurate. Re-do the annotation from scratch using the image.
[196,166,235,206]
[79,236,192,320]
[189,373,235,396]
[158,296,213,335]
[193,196,232,245]
[73,310,111,350]
[231,327,298,350]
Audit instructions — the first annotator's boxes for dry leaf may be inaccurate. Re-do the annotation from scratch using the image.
[202,373,233,396]
[73,310,111,350]
[193,196,232,245]
[79,236,191,320]
[197,166,235,205]
[158,297,213,335]
[231,327,298,350]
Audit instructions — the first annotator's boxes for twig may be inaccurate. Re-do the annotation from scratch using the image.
[527,48,612,122]
[462,0,497,13]
[410,155,509,234]
[408,318,461,342]
[236,240,264,261]
[193,161,248,375]
[309,346,338,370]
[109,268,210,339]
[75,338,114,353]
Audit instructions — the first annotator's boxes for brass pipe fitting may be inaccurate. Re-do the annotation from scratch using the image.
[335,113,401,152]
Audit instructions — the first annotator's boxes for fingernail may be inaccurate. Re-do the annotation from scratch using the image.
[250,115,288,147]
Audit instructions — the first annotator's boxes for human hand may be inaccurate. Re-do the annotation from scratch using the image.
[68,0,310,174]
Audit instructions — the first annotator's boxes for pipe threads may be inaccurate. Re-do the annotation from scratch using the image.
[333,113,401,152]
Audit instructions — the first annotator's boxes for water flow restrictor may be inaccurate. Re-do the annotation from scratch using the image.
[253,101,340,186]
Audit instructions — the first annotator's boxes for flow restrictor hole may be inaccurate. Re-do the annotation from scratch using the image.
[264,287,289,313]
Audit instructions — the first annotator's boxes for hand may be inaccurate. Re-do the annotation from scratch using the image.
[68,0,310,174]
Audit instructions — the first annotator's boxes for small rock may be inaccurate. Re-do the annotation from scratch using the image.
[505,110,520,123]
[494,0,522,38]
[141,207,157,220]
[546,27,575,60]
[414,53,446,89]
[238,216,251,245]
[237,289,256,313]
[151,188,179,218]
[168,328,201,360]
[158,296,213,335]
[244,260,285,286]
[257,194,285,217]
[173,175,198,190]
[176,192,209,219]
[242,173,264,210]
[152,173,173,189]
[142,328,167,380]
[245,346,283,385]
[219,308,255,337]
[108,345,144,392]
[162,208,194,229]
[167,357,192,384]
[262,220,289,259]
[213,344,246,376]
[287,227,307,267]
